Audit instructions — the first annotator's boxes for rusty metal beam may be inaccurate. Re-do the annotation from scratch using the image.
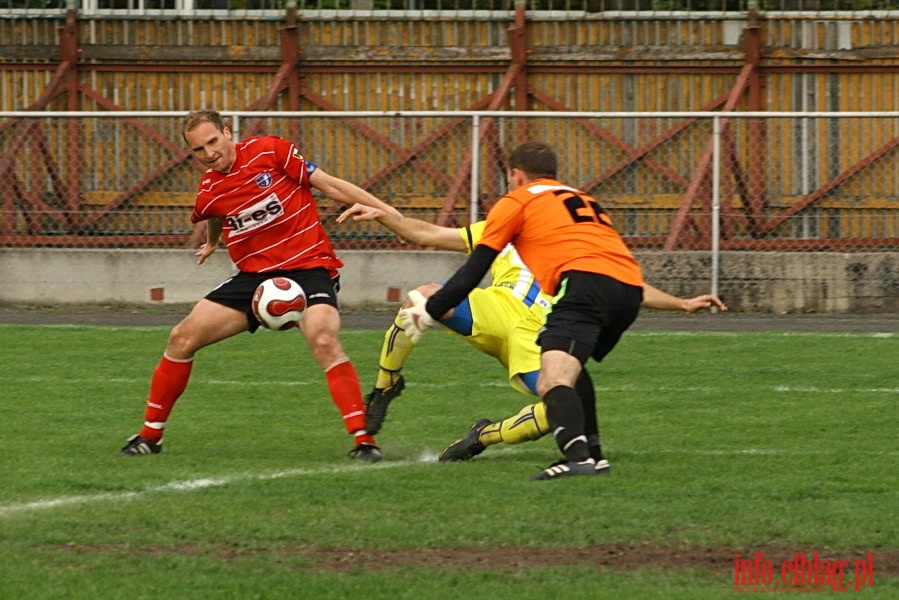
[665,62,756,250]
[77,155,195,232]
[59,11,83,216]
[510,5,530,143]
[745,12,769,237]
[529,87,729,192]
[436,4,530,226]
[299,87,478,192]
[437,61,523,226]
[78,87,186,155]
[718,128,758,237]
[762,134,899,234]
[3,9,897,250]
[33,124,81,230]
[242,13,301,137]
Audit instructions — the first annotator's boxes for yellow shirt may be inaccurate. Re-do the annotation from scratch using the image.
[459,221,551,311]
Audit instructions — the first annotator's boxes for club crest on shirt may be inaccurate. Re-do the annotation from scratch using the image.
[255,172,273,188]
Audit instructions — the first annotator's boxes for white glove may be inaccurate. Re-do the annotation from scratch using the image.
[398,290,437,344]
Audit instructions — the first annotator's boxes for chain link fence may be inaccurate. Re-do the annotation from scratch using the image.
[1,111,897,308]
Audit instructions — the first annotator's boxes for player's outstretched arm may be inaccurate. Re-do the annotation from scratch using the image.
[336,203,467,252]
[680,293,727,313]
[310,169,401,218]
[642,283,727,313]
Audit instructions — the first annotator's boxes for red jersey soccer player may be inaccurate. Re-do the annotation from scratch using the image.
[119,109,399,462]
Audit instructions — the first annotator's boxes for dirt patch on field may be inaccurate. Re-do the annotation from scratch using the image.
[56,542,897,578]
[307,544,897,577]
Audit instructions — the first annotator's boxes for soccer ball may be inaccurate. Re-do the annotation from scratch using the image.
[252,277,307,331]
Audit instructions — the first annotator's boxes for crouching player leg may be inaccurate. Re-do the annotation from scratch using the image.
[438,304,610,473]
[363,282,449,434]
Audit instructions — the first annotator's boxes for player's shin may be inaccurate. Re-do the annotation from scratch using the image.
[325,358,374,444]
[375,314,415,389]
[543,385,590,461]
[139,354,194,442]
[479,402,551,447]
[575,371,605,461]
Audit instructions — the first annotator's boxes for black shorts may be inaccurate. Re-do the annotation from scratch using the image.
[205,268,341,333]
[537,271,643,365]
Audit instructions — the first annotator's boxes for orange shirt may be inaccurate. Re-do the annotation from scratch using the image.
[478,179,643,294]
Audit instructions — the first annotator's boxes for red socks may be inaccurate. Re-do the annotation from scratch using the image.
[138,354,193,443]
[137,354,374,448]
[325,358,375,446]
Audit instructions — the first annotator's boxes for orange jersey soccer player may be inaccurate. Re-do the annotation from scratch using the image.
[400,141,644,480]
[336,202,725,472]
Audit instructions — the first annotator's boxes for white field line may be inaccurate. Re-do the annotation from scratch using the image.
[7,375,898,396]
[4,444,896,519]
[0,459,421,519]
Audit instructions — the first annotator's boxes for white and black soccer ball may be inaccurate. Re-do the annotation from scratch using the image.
[252,277,307,331]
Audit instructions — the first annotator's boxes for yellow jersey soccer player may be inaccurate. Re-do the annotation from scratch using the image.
[355,218,570,459]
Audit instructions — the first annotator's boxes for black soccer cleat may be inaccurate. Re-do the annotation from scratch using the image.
[363,375,405,435]
[438,418,492,462]
[119,434,163,456]
[529,458,597,481]
[594,458,612,475]
[348,442,383,463]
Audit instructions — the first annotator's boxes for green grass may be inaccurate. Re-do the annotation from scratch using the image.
[0,323,896,598]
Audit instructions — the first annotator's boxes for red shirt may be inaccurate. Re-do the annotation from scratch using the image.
[478,179,643,294]
[190,135,343,275]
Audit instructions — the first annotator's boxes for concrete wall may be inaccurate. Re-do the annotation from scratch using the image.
[639,252,898,314]
[1,248,896,313]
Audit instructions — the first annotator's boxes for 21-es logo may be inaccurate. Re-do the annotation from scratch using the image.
[225,193,283,233]
[733,552,874,593]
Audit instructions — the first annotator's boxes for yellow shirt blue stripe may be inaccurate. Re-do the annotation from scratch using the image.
[461,221,551,310]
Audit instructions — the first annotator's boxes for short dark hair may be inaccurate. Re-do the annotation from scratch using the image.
[508,142,558,179]
[181,109,226,141]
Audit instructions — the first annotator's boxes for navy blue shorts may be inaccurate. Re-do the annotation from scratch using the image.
[205,268,341,333]
[537,271,643,365]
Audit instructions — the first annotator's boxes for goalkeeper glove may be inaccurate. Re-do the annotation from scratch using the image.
[398,290,436,343]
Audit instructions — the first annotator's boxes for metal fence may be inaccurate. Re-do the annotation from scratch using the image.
[2,110,897,298]
[3,111,896,242]
[7,1,899,14]
[0,112,899,310]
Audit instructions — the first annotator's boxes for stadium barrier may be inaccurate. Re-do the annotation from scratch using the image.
[1,110,896,312]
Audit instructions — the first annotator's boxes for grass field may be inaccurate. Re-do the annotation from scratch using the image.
[1,322,896,598]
